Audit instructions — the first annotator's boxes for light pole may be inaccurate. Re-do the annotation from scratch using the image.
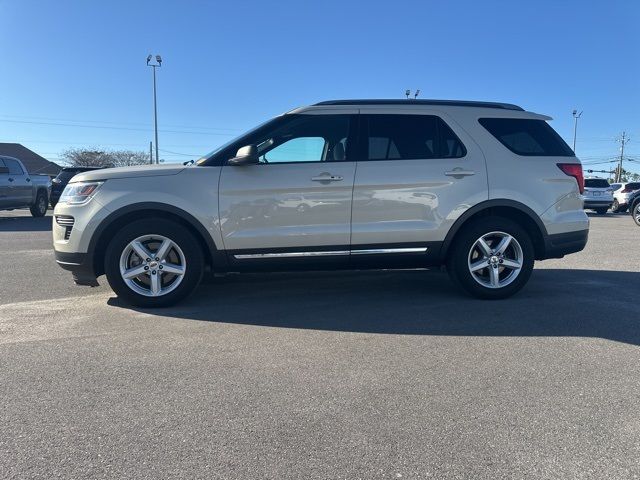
[572,109,583,154]
[147,54,162,164]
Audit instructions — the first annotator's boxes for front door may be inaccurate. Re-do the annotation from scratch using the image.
[4,158,31,207]
[0,159,12,208]
[219,113,357,265]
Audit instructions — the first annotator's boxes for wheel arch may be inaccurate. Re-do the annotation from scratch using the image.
[89,202,226,276]
[440,200,548,261]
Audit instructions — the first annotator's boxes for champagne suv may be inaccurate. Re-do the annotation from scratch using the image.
[53,99,589,307]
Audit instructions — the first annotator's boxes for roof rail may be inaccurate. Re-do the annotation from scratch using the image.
[313,99,524,111]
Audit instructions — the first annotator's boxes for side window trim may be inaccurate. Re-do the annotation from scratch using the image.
[358,114,467,162]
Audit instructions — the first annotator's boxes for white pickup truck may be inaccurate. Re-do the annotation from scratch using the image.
[0,155,51,217]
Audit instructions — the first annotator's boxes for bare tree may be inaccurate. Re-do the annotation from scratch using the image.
[61,148,150,168]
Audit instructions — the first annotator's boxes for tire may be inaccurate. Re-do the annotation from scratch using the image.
[633,203,640,227]
[104,219,204,307]
[30,191,48,217]
[594,207,608,215]
[50,199,57,209]
[446,217,535,300]
[611,199,620,213]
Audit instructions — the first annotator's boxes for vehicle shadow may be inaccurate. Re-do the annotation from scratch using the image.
[0,215,52,232]
[108,268,640,346]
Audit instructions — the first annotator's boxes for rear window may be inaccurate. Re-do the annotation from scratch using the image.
[479,118,574,157]
[584,179,610,188]
[626,183,640,190]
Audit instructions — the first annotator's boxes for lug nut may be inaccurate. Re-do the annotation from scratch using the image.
[499,259,504,264]
[151,270,156,275]
[159,265,163,270]
[155,257,159,261]
[146,258,151,262]
[144,266,149,270]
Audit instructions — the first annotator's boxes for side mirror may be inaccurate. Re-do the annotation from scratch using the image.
[0,166,9,174]
[228,145,259,166]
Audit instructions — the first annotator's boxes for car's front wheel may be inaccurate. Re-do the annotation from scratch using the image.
[447,217,535,299]
[611,199,620,213]
[594,207,608,215]
[105,219,204,307]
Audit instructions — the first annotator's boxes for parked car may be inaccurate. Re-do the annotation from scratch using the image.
[53,99,589,307]
[583,177,613,214]
[0,155,51,217]
[50,167,104,207]
[628,189,640,226]
[609,182,640,213]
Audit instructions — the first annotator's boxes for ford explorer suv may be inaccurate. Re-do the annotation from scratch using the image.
[0,155,51,217]
[53,99,589,307]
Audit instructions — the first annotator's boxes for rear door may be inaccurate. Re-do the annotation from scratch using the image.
[351,112,488,253]
[219,113,358,265]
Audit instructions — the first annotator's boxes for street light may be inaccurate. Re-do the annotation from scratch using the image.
[147,54,162,164]
[572,109,583,154]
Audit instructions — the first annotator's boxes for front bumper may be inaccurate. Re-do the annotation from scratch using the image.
[54,251,99,286]
[543,229,589,259]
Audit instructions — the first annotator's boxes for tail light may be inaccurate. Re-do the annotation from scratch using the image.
[557,163,584,194]
[622,187,633,193]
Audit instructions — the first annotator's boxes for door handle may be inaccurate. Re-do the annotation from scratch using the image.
[8,178,14,182]
[311,173,343,182]
[26,178,31,182]
[445,168,475,178]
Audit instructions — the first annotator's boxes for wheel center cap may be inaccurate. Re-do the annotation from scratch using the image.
[489,255,499,264]
[149,261,159,269]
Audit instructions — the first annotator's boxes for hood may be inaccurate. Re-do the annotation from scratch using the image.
[71,164,186,182]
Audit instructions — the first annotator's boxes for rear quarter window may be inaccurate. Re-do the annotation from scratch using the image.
[479,118,574,157]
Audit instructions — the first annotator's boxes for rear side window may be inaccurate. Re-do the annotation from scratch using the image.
[365,114,466,160]
[4,159,24,175]
[479,118,574,157]
[584,179,610,188]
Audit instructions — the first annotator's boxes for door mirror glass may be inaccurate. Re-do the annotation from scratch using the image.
[228,145,259,166]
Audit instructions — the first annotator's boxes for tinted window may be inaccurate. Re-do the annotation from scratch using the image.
[4,159,24,175]
[626,183,640,190]
[365,115,465,160]
[0,159,6,173]
[251,115,350,164]
[479,118,574,157]
[584,179,610,188]
[610,183,621,191]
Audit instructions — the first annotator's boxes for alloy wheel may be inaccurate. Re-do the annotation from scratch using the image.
[468,231,523,289]
[119,234,186,297]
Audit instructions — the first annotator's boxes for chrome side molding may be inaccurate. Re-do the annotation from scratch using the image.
[234,247,427,260]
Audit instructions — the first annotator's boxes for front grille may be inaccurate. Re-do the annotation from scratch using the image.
[55,215,75,227]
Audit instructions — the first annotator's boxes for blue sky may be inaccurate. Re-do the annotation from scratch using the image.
[1,0,639,173]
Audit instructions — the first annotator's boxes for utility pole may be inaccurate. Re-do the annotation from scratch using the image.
[615,132,630,182]
[572,109,583,153]
[146,54,162,164]
[149,141,153,165]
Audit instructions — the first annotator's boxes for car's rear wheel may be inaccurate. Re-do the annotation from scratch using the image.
[447,217,534,299]
[611,199,620,213]
[633,203,640,227]
[105,219,204,307]
[594,207,608,215]
[30,191,48,217]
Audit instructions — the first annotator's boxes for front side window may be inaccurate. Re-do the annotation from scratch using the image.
[364,115,466,160]
[242,114,350,164]
[479,118,574,157]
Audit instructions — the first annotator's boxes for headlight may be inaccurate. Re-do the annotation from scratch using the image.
[59,181,103,205]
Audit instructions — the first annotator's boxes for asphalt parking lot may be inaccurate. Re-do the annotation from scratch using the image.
[1,210,639,479]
